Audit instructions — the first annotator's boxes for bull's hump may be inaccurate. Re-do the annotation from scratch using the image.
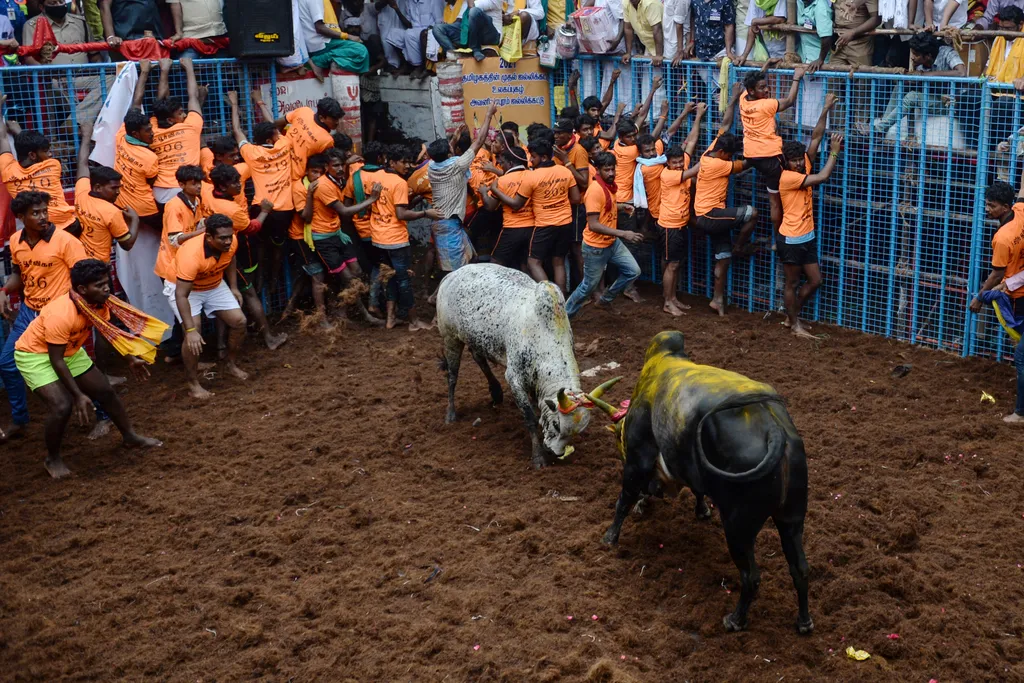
[635,355,774,404]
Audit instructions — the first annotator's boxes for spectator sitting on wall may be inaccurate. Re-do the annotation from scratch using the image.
[378,0,442,78]
[871,32,965,140]
[975,0,1024,28]
[432,0,499,62]
[23,0,107,132]
[166,0,228,59]
[98,0,162,46]
[341,0,387,71]
[298,0,371,75]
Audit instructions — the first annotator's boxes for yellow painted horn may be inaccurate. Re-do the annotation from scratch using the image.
[584,393,619,418]
[588,375,623,399]
[557,388,577,412]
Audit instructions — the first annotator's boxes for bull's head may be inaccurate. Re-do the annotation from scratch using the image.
[583,391,632,460]
[540,376,622,459]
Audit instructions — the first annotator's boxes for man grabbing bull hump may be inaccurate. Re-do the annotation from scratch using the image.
[587,331,812,634]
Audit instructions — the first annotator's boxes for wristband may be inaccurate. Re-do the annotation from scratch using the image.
[830,152,840,159]
[341,31,350,40]
[185,327,197,333]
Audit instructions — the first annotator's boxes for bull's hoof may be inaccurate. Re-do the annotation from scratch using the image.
[600,529,619,546]
[722,614,748,632]
[796,616,815,635]
[445,410,457,424]
[531,453,548,469]
[489,388,504,406]
[694,502,712,520]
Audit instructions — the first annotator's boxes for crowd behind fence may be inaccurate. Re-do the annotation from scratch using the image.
[555,55,1022,361]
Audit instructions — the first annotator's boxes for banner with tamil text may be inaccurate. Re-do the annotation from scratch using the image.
[460,56,551,135]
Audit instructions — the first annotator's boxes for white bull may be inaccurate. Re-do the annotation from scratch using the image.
[436,264,619,468]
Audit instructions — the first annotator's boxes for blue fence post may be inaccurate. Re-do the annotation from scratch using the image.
[966,84,993,357]
[861,78,877,333]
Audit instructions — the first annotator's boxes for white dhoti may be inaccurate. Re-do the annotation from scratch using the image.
[115,226,175,341]
[384,25,431,66]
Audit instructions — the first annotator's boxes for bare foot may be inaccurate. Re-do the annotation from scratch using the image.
[105,374,127,387]
[671,298,691,310]
[87,419,113,440]
[709,298,727,317]
[44,456,71,479]
[791,323,817,340]
[319,319,337,332]
[363,313,385,327]
[309,62,326,82]
[409,319,432,332]
[0,423,24,442]
[427,293,437,305]
[663,302,684,317]
[624,287,644,303]
[386,313,397,329]
[265,332,288,351]
[226,363,249,381]
[1003,413,1024,424]
[123,433,163,448]
[782,318,812,331]
[368,307,383,318]
[189,383,214,400]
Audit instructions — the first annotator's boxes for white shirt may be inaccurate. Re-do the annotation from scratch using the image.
[916,0,967,28]
[662,0,689,60]
[594,0,626,53]
[297,0,329,53]
[744,0,787,59]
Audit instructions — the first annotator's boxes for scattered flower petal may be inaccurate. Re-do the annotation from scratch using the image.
[845,646,871,661]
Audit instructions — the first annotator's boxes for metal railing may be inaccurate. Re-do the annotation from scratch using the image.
[553,55,1020,360]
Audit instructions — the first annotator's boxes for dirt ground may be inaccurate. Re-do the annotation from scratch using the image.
[2,282,1024,682]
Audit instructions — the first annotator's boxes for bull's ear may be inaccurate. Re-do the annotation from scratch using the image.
[544,399,558,412]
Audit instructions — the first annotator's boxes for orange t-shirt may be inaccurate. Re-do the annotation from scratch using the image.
[285,107,335,180]
[74,177,130,262]
[992,203,1024,299]
[598,138,611,150]
[174,233,238,292]
[9,226,86,311]
[200,183,250,233]
[150,112,204,189]
[470,148,498,192]
[290,180,308,241]
[15,292,109,356]
[695,150,745,216]
[0,153,76,228]
[311,175,346,234]
[407,162,433,204]
[517,164,575,227]
[200,154,252,213]
[659,159,691,229]
[154,193,202,282]
[342,161,373,240]
[114,126,159,216]
[240,138,294,211]
[556,139,590,176]
[739,96,782,159]
[200,147,214,175]
[613,141,639,203]
[640,163,664,219]
[583,181,617,248]
[367,170,410,247]
[778,156,814,239]
[495,168,533,228]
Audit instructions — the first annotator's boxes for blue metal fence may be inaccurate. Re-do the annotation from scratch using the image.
[553,55,1018,361]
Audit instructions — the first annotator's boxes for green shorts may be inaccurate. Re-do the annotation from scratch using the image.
[14,347,93,392]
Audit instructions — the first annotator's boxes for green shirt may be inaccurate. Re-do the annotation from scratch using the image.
[796,0,834,64]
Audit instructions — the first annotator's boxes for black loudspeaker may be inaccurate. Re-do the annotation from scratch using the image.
[223,0,295,58]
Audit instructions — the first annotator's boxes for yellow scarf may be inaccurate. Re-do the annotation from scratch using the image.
[443,0,464,23]
[71,292,168,364]
[303,177,315,250]
[986,38,1024,84]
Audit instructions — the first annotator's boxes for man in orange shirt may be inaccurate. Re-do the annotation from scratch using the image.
[74,121,140,263]
[367,145,442,331]
[489,139,581,294]
[342,141,386,314]
[149,57,206,207]
[564,152,643,319]
[252,90,341,180]
[0,191,86,440]
[553,118,591,285]
[200,136,251,212]
[480,148,533,268]
[204,164,286,351]
[0,96,77,231]
[114,109,160,228]
[14,259,161,478]
[970,171,1024,424]
[739,66,805,239]
[171,215,245,400]
[293,152,381,327]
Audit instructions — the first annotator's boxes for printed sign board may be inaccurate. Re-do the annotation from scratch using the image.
[460,56,551,133]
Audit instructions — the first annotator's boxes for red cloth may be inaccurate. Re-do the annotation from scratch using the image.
[11,18,229,59]
[0,182,15,245]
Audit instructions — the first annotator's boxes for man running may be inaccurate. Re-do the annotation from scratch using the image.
[14,259,162,478]
[0,191,87,440]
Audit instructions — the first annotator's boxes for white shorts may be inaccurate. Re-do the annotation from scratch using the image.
[163,279,241,322]
[153,186,181,205]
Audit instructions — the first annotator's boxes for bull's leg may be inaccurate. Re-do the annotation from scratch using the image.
[442,338,465,424]
[507,377,545,468]
[694,493,712,520]
[602,442,657,545]
[775,517,813,634]
[721,518,763,632]
[470,349,503,406]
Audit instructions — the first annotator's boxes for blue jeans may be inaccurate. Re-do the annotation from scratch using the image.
[432,8,501,53]
[382,246,415,319]
[565,240,640,318]
[1016,336,1024,416]
[0,304,39,425]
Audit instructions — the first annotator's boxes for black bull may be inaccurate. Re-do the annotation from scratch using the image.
[589,331,812,634]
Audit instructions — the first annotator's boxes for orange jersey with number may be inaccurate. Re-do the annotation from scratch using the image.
[9,226,86,311]
[150,112,204,189]
[0,153,76,228]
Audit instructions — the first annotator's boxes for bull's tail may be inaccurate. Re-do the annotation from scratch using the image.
[695,393,788,483]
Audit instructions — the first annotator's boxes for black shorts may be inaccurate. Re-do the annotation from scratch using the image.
[776,235,818,266]
[748,156,784,193]
[491,227,533,266]
[236,233,261,291]
[695,206,754,260]
[572,203,587,242]
[257,210,294,246]
[292,235,358,276]
[659,226,687,263]
[529,222,572,260]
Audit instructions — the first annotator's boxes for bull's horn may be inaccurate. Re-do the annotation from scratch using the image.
[557,388,577,412]
[584,393,619,417]
[588,376,623,399]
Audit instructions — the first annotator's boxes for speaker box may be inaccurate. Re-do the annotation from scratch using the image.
[223,0,295,58]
